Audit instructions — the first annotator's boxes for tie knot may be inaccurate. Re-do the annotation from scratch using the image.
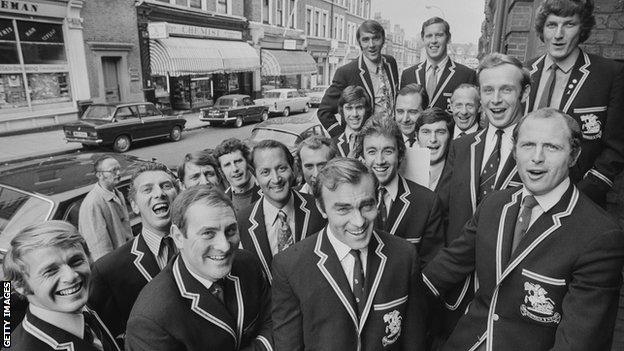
[350,249,361,260]
[549,63,559,71]
[430,63,438,71]
[378,187,387,197]
[495,128,504,137]
[278,209,287,222]
[522,195,538,209]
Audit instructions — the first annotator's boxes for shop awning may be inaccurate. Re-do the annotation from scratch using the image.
[150,37,260,76]
[261,49,317,76]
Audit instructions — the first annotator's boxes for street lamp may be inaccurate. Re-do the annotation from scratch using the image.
[425,5,447,19]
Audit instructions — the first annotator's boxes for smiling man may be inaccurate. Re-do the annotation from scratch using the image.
[423,108,624,351]
[272,157,428,350]
[450,84,481,139]
[400,17,477,112]
[178,149,226,191]
[335,85,373,158]
[5,221,120,351]
[415,108,454,192]
[526,0,624,208]
[88,163,179,341]
[125,185,273,351]
[237,140,325,283]
[317,20,399,137]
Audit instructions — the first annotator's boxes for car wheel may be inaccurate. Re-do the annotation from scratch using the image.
[261,111,269,121]
[283,107,290,117]
[235,117,243,128]
[113,135,131,153]
[304,104,309,113]
[170,126,182,142]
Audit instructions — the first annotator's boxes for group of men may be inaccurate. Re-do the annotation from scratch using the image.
[5,0,624,350]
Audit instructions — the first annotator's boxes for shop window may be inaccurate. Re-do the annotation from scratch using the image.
[0,42,19,64]
[0,74,28,109]
[27,72,71,105]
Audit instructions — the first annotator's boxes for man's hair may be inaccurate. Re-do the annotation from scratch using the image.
[171,185,235,237]
[421,16,451,40]
[535,0,595,43]
[128,162,179,201]
[177,149,222,184]
[94,155,117,173]
[296,135,338,166]
[451,83,480,104]
[338,85,373,120]
[416,107,454,134]
[513,107,582,158]
[3,220,89,296]
[477,53,531,93]
[214,138,251,167]
[354,117,406,164]
[396,83,429,110]
[251,139,294,170]
[356,19,385,45]
[312,157,378,211]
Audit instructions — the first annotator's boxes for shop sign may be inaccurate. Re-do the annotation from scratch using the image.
[0,0,66,18]
[129,68,140,82]
[283,39,296,50]
[148,22,242,40]
[329,57,339,64]
[0,64,68,73]
[311,51,328,58]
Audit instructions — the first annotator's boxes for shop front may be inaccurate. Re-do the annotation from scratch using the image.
[260,49,317,93]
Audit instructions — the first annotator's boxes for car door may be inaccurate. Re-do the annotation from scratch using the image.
[242,97,257,120]
[113,106,142,140]
[138,103,169,139]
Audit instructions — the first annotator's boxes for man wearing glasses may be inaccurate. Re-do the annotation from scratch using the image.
[79,155,133,260]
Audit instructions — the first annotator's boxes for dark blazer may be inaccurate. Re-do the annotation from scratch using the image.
[318,54,399,137]
[400,59,477,111]
[336,131,350,157]
[526,51,624,205]
[125,251,273,351]
[423,184,624,351]
[272,229,428,350]
[379,175,444,267]
[237,191,326,283]
[88,234,162,338]
[9,308,120,351]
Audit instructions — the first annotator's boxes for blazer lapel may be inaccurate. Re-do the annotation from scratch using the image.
[431,60,455,106]
[293,191,311,241]
[130,234,161,283]
[223,274,245,350]
[560,51,591,113]
[358,55,375,104]
[358,232,387,333]
[382,57,397,97]
[314,229,359,330]
[385,176,411,235]
[173,257,238,345]
[494,189,523,278]
[526,55,545,114]
[337,133,349,157]
[495,154,518,190]
[246,199,274,282]
[470,129,487,211]
[415,61,426,86]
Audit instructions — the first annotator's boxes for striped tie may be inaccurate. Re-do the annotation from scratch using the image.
[478,129,503,203]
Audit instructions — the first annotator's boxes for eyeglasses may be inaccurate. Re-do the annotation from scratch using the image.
[97,168,121,174]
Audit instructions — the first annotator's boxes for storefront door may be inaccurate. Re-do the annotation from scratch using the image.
[102,57,121,103]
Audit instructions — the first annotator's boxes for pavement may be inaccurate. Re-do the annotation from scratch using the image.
[0,112,207,165]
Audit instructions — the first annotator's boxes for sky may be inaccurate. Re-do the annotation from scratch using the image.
[370,0,486,45]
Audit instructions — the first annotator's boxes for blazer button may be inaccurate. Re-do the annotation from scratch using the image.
[492,314,499,321]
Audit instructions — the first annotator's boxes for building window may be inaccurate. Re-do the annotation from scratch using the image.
[288,0,296,28]
[339,16,344,41]
[322,12,328,37]
[276,0,283,26]
[314,10,320,37]
[216,0,228,14]
[263,0,270,24]
[364,1,369,18]
[306,8,312,35]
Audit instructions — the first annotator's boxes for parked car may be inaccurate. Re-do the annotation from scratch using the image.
[248,114,328,154]
[199,94,269,128]
[63,102,187,153]
[254,88,310,117]
[307,85,329,107]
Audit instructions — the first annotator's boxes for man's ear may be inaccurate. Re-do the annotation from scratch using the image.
[171,224,184,249]
[569,148,582,168]
[521,85,531,103]
[315,199,327,219]
[130,200,140,215]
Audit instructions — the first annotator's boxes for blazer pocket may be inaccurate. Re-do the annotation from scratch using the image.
[243,313,259,334]
[373,295,408,311]
[521,269,566,286]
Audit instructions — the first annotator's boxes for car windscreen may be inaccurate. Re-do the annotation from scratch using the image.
[82,105,115,120]
[250,129,298,149]
[215,98,235,107]
[263,92,282,99]
[0,186,53,249]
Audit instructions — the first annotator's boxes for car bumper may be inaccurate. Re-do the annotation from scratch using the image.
[65,138,103,145]
[199,116,236,123]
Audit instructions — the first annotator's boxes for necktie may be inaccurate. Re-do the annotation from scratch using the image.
[209,279,226,305]
[277,210,294,252]
[459,131,466,138]
[375,187,388,230]
[83,310,105,351]
[160,236,176,266]
[406,136,416,147]
[348,133,356,155]
[478,129,504,203]
[537,63,558,109]
[376,65,393,115]
[350,249,366,316]
[512,195,539,252]
[426,64,438,101]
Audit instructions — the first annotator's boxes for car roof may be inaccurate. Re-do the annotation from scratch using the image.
[88,102,155,108]
[252,115,321,135]
[265,89,297,93]
[217,94,250,100]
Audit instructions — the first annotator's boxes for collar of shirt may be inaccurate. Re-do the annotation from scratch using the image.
[263,193,295,227]
[363,54,386,75]
[481,123,516,174]
[522,177,570,214]
[299,182,312,195]
[141,227,168,260]
[545,47,579,74]
[95,182,118,202]
[427,55,449,71]
[453,123,479,139]
[344,127,357,142]
[326,226,368,279]
[29,303,85,339]
[383,174,400,203]
[182,256,215,291]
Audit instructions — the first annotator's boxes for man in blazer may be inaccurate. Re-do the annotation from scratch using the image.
[525,0,624,207]
[335,85,373,158]
[238,140,326,283]
[272,157,428,350]
[423,108,624,351]
[125,185,273,351]
[356,117,444,267]
[88,163,180,340]
[400,17,477,112]
[318,20,398,137]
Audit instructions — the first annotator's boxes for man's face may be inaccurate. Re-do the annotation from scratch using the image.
[423,22,449,62]
[514,115,577,196]
[218,150,251,191]
[543,14,581,63]
[362,134,400,187]
[183,163,220,189]
[395,93,424,136]
[96,158,121,190]
[343,100,367,132]
[359,31,384,63]
[451,88,479,131]
[319,175,377,250]
[479,64,528,129]
[299,145,333,186]
[17,245,90,314]
[417,121,450,165]
[254,147,294,208]
[131,171,178,234]
[173,203,239,282]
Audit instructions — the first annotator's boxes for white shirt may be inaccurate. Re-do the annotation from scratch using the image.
[379,175,399,216]
[533,48,580,111]
[299,182,312,195]
[480,123,516,184]
[521,178,570,228]
[453,123,479,139]
[426,56,449,92]
[184,256,215,291]
[29,304,86,339]
[263,194,295,256]
[141,228,172,269]
[327,226,369,290]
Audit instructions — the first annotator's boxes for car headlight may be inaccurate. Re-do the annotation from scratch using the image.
[88,131,98,137]
[224,111,228,118]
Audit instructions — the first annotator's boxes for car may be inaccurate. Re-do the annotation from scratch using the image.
[248,114,328,154]
[254,88,310,117]
[307,85,329,107]
[199,94,269,128]
[63,102,187,153]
